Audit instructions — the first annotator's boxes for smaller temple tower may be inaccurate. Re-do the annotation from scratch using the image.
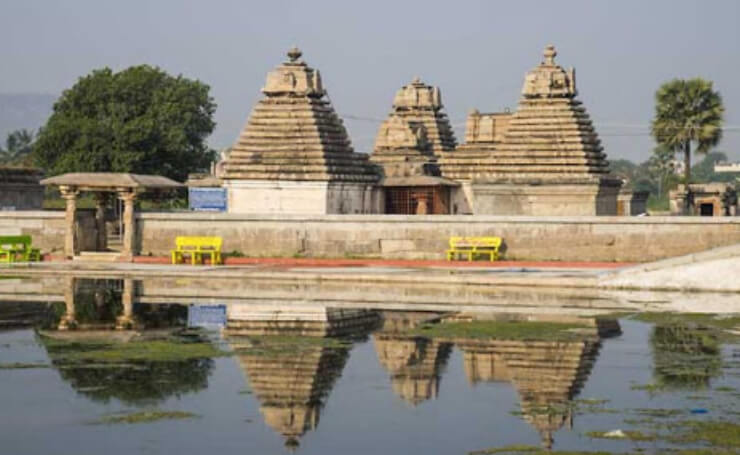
[221,47,381,214]
[370,78,460,214]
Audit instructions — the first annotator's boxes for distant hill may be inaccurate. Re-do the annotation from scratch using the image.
[0,93,56,139]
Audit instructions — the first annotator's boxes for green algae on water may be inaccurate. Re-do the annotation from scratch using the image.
[0,362,50,369]
[95,410,199,424]
[633,408,684,418]
[585,430,657,442]
[409,320,591,341]
[39,333,227,364]
[669,420,740,448]
[231,335,352,357]
[470,447,616,455]
[469,445,541,455]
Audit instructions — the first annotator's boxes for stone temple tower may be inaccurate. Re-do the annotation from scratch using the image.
[441,45,622,215]
[221,47,381,214]
[370,78,461,214]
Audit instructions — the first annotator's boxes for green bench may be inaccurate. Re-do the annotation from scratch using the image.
[0,235,41,263]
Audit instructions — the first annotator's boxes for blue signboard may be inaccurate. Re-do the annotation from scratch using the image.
[189,187,227,212]
[187,304,227,328]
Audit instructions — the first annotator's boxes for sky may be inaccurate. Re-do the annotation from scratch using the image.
[1,0,739,163]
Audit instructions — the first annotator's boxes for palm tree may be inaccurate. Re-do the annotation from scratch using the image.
[651,78,724,213]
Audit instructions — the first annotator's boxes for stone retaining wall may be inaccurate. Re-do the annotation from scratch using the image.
[0,210,97,253]
[136,213,740,262]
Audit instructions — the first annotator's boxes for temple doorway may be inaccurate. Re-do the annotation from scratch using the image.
[384,186,450,215]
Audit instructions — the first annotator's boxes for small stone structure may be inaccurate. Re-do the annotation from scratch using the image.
[40,173,182,260]
[371,77,460,214]
[617,188,649,216]
[220,47,380,214]
[0,167,44,210]
[439,45,622,215]
[670,183,738,216]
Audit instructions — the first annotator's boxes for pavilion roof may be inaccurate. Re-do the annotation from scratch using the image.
[40,172,183,191]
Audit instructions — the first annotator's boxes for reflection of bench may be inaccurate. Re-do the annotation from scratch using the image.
[170,236,222,265]
[446,236,502,262]
[0,235,41,263]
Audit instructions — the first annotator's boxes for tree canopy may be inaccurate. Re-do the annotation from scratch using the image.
[33,65,216,181]
[0,129,35,167]
[650,78,724,191]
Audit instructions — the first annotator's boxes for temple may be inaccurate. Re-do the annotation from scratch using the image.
[220,47,381,214]
[371,78,461,214]
[214,45,629,216]
[225,305,377,449]
[373,312,452,405]
[439,45,622,215]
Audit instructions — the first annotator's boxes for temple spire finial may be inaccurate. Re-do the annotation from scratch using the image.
[287,46,302,63]
[543,44,557,65]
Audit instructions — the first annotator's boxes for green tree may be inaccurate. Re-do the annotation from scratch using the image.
[647,145,676,197]
[651,78,724,212]
[0,129,35,166]
[609,159,638,186]
[691,151,736,183]
[33,65,216,181]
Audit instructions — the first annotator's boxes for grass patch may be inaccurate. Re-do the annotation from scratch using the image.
[232,335,351,357]
[634,408,684,418]
[632,313,740,342]
[714,386,736,392]
[470,447,619,455]
[585,430,657,442]
[0,362,50,369]
[40,331,227,364]
[96,410,198,425]
[469,445,541,455]
[574,398,610,406]
[669,420,740,448]
[408,320,591,342]
[631,383,665,393]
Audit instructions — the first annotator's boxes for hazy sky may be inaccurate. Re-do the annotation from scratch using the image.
[2,0,739,162]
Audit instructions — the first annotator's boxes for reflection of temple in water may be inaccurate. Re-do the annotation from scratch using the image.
[52,277,187,331]
[225,305,378,448]
[453,316,618,449]
[373,311,452,405]
[37,278,212,406]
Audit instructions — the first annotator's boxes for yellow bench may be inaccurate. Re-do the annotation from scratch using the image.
[446,236,502,262]
[170,236,223,265]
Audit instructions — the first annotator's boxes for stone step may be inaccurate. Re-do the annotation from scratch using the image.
[73,252,121,262]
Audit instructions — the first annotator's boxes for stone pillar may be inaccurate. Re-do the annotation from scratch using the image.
[94,193,108,251]
[59,186,79,259]
[58,276,77,330]
[118,190,137,261]
[116,279,137,330]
